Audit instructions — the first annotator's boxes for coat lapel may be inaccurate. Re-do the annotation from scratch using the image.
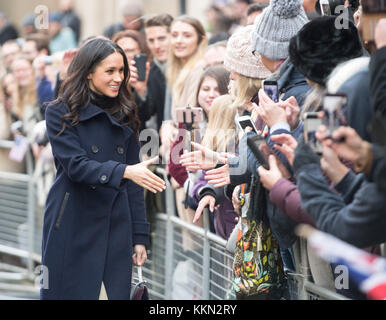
[78,102,134,138]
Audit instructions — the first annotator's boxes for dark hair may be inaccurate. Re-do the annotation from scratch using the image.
[196,65,230,108]
[145,13,174,31]
[55,38,139,136]
[25,33,51,55]
[247,2,269,16]
[112,29,151,60]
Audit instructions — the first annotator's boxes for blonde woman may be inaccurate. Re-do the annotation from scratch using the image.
[168,65,229,247]
[190,94,239,239]
[11,57,42,140]
[160,15,208,158]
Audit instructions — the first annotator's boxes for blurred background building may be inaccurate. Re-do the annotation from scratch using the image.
[0,0,216,41]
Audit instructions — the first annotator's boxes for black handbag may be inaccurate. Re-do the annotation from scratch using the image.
[131,266,150,300]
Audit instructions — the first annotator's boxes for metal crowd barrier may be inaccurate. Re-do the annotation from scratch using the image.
[0,140,41,299]
[133,167,350,301]
[0,141,382,300]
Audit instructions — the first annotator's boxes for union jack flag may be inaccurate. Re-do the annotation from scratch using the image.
[298,225,386,300]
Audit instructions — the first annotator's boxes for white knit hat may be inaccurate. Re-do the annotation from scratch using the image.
[224,25,271,79]
[252,0,309,60]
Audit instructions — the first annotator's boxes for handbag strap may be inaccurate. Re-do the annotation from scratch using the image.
[137,266,143,283]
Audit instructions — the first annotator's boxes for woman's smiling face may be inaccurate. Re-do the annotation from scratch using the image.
[88,52,125,98]
[198,76,220,115]
[170,21,199,62]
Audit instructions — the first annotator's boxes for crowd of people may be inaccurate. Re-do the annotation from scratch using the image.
[0,0,385,300]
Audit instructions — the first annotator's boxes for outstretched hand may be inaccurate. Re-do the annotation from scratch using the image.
[180,142,229,172]
[204,163,231,188]
[124,156,166,193]
[193,195,216,224]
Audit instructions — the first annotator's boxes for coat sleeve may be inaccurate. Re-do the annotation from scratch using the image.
[369,46,386,116]
[269,178,315,227]
[297,163,386,248]
[125,138,150,246]
[45,103,127,190]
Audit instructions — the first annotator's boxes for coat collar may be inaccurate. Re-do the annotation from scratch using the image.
[78,102,134,137]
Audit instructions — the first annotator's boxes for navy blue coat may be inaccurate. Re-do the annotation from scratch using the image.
[41,101,150,300]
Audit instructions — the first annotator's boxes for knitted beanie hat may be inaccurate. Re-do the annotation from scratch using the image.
[289,16,363,86]
[224,25,271,79]
[252,0,309,60]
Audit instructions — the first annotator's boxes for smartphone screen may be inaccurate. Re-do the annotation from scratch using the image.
[238,117,258,134]
[322,94,348,135]
[320,0,332,15]
[263,81,279,103]
[304,113,323,155]
[247,135,269,169]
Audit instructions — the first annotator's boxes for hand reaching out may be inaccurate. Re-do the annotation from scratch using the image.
[124,156,166,193]
[204,163,231,188]
[180,142,229,172]
[193,195,216,224]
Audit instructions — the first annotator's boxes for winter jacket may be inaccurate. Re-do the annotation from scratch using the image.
[41,99,150,300]
[296,160,386,248]
[269,178,315,227]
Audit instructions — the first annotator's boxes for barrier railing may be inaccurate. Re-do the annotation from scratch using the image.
[0,143,382,300]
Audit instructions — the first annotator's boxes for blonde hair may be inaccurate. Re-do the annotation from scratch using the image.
[201,94,238,152]
[167,16,208,104]
[11,58,37,119]
[230,74,263,110]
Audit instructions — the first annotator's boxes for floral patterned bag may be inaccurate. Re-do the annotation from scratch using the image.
[232,178,285,298]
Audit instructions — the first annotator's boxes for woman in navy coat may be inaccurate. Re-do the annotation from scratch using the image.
[41,38,166,300]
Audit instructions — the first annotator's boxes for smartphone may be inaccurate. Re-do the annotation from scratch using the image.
[134,53,147,81]
[251,91,259,105]
[176,107,205,124]
[319,0,332,16]
[263,80,279,103]
[237,115,258,134]
[247,135,269,169]
[303,112,323,155]
[322,93,348,136]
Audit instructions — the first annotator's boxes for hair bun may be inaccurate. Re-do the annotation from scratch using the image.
[271,0,302,18]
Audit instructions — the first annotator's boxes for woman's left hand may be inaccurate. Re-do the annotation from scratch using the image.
[133,244,147,266]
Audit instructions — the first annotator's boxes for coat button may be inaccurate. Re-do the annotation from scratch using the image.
[91,186,96,190]
[100,175,108,183]
[235,217,239,222]
[91,145,99,153]
[117,146,124,155]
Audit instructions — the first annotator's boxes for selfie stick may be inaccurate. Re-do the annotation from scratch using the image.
[182,106,195,153]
